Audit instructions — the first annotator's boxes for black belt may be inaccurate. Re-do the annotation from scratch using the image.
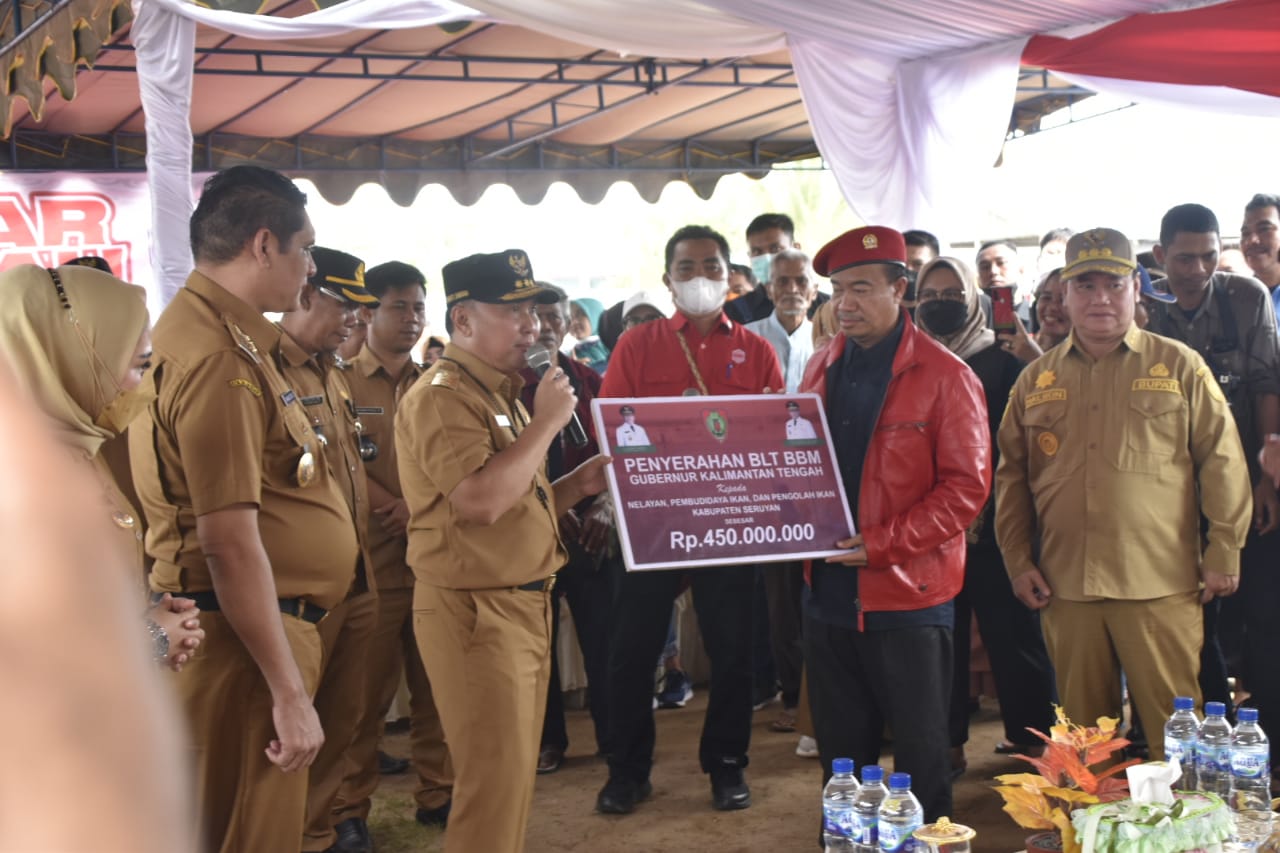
[515,576,556,593]
[154,590,328,624]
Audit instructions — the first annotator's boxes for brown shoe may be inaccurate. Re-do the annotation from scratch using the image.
[537,746,564,774]
[768,708,798,733]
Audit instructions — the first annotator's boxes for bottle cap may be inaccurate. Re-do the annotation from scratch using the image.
[1174,696,1194,712]
[1238,707,1259,722]
[1205,701,1227,716]
[861,765,884,783]
[832,758,855,775]
[889,772,911,790]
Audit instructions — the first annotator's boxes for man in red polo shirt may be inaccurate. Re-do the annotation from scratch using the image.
[596,224,784,816]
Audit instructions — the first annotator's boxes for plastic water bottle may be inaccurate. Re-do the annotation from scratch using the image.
[852,766,888,853]
[1229,708,1272,848]
[1198,701,1233,798]
[823,758,861,851]
[877,772,923,853]
[1164,695,1200,789]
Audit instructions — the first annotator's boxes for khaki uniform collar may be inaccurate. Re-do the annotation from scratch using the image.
[441,342,520,401]
[185,270,282,351]
[1067,323,1144,360]
[353,346,421,382]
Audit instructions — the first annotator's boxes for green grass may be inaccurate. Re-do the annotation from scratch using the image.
[368,790,444,852]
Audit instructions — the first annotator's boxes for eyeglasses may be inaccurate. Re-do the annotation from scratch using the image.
[315,285,359,314]
[625,312,664,328]
[917,289,965,302]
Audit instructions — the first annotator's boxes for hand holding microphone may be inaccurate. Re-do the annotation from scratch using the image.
[526,345,589,447]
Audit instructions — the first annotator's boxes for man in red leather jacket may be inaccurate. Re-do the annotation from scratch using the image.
[798,226,990,823]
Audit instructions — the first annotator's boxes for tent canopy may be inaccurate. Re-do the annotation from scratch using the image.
[0,0,1090,206]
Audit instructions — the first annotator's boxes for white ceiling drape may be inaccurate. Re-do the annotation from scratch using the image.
[131,0,1227,304]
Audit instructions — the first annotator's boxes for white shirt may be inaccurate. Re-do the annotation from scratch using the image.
[786,416,817,441]
[745,313,814,394]
[616,422,651,447]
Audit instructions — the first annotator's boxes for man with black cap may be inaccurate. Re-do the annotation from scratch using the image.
[798,225,991,822]
[597,224,783,817]
[274,248,384,853]
[395,249,610,853]
[996,226,1251,762]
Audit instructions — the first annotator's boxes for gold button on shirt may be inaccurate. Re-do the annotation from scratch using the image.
[345,349,423,590]
[395,343,565,591]
[995,326,1252,601]
[131,272,360,611]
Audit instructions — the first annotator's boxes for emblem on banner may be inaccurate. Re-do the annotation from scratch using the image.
[703,409,728,442]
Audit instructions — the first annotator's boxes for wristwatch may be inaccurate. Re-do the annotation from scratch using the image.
[145,618,170,663]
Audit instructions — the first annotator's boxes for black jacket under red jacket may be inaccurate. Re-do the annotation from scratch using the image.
[799,310,991,623]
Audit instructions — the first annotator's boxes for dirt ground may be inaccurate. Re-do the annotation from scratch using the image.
[367,695,1033,852]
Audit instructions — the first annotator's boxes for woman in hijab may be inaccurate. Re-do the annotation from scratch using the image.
[913,256,1057,775]
[568,296,610,374]
[0,263,203,670]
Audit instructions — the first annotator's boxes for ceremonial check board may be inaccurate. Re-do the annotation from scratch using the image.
[591,394,856,571]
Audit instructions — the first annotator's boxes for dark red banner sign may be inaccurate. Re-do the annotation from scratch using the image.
[591,394,856,571]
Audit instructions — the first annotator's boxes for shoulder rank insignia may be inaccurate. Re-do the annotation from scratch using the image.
[1035,370,1056,389]
[1149,363,1170,378]
[228,378,263,397]
[431,371,460,390]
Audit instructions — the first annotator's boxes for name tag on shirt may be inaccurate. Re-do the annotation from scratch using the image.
[495,414,512,427]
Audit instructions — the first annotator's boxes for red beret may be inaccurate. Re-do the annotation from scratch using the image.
[813,226,907,277]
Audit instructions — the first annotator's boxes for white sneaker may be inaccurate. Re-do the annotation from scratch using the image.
[795,735,819,758]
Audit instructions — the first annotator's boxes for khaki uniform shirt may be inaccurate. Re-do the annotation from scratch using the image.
[396,343,566,592]
[995,325,1251,601]
[345,349,422,590]
[132,272,360,611]
[278,330,371,590]
[1145,272,1280,462]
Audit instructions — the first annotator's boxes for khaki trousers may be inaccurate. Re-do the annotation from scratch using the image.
[302,590,379,851]
[174,610,323,853]
[414,584,553,853]
[332,586,453,823]
[1041,591,1202,760]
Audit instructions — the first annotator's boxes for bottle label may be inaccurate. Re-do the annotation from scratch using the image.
[878,817,922,852]
[1231,747,1271,779]
[824,804,854,839]
[1198,745,1231,774]
[853,812,877,844]
[1165,737,1188,764]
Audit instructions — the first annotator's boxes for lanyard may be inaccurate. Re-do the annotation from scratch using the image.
[674,329,711,396]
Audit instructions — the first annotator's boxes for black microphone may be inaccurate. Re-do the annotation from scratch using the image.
[526,345,589,447]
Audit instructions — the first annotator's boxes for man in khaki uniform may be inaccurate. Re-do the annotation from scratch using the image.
[332,261,454,853]
[130,166,360,853]
[276,247,384,853]
[396,250,609,853]
[996,227,1252,756]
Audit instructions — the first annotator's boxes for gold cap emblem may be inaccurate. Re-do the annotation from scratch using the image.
[862,234,879,250]
[508,252,531,277]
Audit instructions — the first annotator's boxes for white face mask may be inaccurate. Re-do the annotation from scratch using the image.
[672,276,728,316]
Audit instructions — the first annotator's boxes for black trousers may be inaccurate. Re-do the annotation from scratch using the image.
[604,561,755,782]
[541,542,618,754]
[1241,526,1280,733]
[804,614,954,822]
[949,544,1057,748]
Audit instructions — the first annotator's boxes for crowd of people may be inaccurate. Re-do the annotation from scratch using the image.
[4,161,1280,853]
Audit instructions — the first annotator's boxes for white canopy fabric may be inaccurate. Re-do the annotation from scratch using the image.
[132,0,1236,305]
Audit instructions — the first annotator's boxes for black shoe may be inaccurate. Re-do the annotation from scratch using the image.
[595,777,652,815]
[415,801,451,828]
[710,765,751,811]
[330,818,372,853]
[377,749,409,775]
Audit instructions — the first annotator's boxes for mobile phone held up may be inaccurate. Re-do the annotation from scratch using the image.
[990,285,1017,334]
